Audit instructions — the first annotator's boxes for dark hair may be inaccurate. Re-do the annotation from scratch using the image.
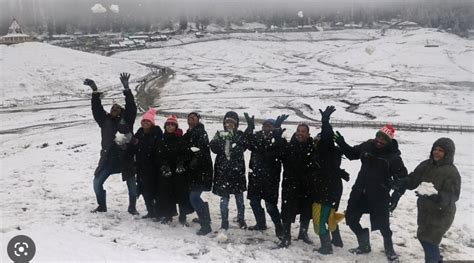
[188,112,201,119]
[297,123,310,133]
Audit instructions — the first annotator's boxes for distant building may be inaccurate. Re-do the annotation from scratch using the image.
[0,18,34,45]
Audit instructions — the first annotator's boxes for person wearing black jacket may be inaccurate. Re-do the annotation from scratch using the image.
[279,123,318,248]
[183,112,214,235]
[311,106,348,254]
[245,114,288,239]
[131,108,163,219]
[155,115,194,225]
[334,124,408,261]
[84,73,138,215]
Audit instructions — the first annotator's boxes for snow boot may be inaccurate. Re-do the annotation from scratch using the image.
[297,219,313,244]
[278,223,292,248]
[197,202,212,236]
[318,232,333,255]
[179,214,189,227]
[237,209,247,229]
[91,190,107,213]
[331,225,344,248]
[128,196,139,215]
[142,199,155,219]
[383,236,399,261]
[161,216,173,224]
[349,228,371,254]
[275,221,284,240]
[248,210,267,231]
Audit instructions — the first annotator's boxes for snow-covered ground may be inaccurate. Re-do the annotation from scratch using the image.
[1,29,473,262]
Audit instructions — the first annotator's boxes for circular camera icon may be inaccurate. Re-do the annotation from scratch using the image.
[7,235,36,263]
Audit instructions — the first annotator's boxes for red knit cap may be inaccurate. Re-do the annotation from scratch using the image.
[141,108,157,125]
[165,114,179,127]
[377,124,395,141]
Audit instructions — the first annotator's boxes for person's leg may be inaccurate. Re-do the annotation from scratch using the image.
[126,176,139,215]
[346,194,371,254]
[92,165,112,212]
[235,193,247,229]
[380,221,398,260]
[265,200,283,238]
[249,198,267,230]
[220,196,230,230]
[420,240,441,263]
[297,198,313,244]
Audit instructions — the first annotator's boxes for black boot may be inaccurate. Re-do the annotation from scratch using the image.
[318,232,333,255]
[179,214,189,227]
[349,228,371,254]
[278,223,292,248]
[383,236,399,261]
[142,199,155,218]
[331,225,344,248]
[128,196,139,215]
[297,219,313,244]
[249,211,267,231]
[275,221,284,240]
[91,190,107,213]
[197,202,212,236]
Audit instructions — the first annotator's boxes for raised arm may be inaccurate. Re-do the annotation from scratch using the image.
[120,73,137,127]
[84,78,106,127]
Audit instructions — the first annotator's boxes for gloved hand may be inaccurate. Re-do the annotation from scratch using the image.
[83,78,98,91]
[161,165,172,178]
[274,114,289,128]
[388,191,402,212]
[176,162,186,174]
[319,106,336,123]
[244,112,255,131]
[120,72,131,90]
[333,131,345,146]
[272,128,286,138]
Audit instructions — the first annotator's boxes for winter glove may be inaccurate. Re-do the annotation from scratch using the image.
[388,191,402,212]
[83,78,98,91]
[244,112,255,131]
[161,165,172,178]
[272,128,286,138]
[176,162,186,174]
[319,106,336,123]
[339,169,350,182]
[333,131,345,146]
[120,72,131,90]
[274,114,289,128]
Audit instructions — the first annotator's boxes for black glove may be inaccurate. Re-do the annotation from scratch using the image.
[244,112,255,131]
[388,191,402,212]
[176,162,186,174]
[333,131,345,146]
[120,72,131,90]
[339,169,350,182]
[319,106,336,123]
[274,114,289,128]
[83,78,98,91]
[272,128,285,138]
[161,165,172,178]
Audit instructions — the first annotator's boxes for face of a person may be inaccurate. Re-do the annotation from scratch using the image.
[224,119,236,131]
[165,122,177,133]
[432,146,445,162]
[375,135,388,149]
[110,104,122,118]
[187,114,199,128]
[262,123,274,135]
[295,125,310,143]
[141,119,153,130]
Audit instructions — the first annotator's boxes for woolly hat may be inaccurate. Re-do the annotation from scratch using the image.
[376,124,395,143]
[141,108,157,125]
[165,114,179,127]
[223,111,239,129]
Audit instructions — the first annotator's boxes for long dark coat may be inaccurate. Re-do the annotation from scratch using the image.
[339,138,408,230]
[247,130,285,204]
[280,135,317,223]
[399,138,461,245]
[210,111,248,197]
[183,123,213,192]
[155,131,193,218]
[311,119,348,210]
[92,90,136,181]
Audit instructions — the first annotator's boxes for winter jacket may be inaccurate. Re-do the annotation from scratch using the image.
[132,126,163,179]
[183,123,213,192]
[339,138,407,230]
[280,135,318,222]
[399,138,461,245]
[311,119,348,210]
[92,90,137,181]
[210,111,248,197]
[247,130,285,203]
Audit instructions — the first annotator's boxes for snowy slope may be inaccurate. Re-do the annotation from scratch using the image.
[1,29,473,262]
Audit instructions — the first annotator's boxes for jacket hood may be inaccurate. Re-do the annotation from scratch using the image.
[430,137,455,165]
[223,111,239,130]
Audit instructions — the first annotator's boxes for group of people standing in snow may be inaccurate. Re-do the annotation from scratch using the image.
[83,74,461,263]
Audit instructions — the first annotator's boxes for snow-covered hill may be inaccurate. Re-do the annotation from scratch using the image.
[1,29,473,262]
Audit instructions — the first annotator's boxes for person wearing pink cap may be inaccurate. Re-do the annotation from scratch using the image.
[130,108,163,219]
[333,124,408,261]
